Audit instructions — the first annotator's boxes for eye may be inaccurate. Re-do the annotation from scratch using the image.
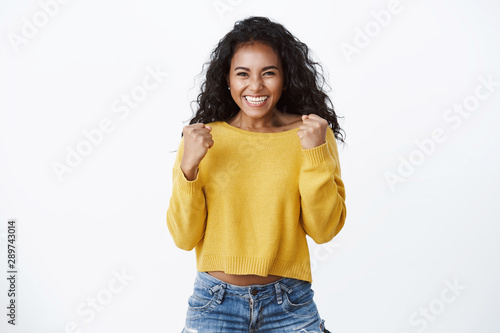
[264,71,276,76]
[236,72,248,76]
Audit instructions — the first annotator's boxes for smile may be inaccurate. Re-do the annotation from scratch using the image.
[244,96,269,106]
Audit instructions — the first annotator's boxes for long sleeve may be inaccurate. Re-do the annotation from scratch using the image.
[166,137,207,251]
[298,127,347,244]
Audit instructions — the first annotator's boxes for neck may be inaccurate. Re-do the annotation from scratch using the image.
[228,109,288,130]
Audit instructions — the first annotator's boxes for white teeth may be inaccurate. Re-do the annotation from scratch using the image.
[245,96,268,103]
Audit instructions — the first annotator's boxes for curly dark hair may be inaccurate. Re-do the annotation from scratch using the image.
[184,16,345,143]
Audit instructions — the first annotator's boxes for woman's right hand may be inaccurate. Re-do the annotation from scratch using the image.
[180,123,213,180]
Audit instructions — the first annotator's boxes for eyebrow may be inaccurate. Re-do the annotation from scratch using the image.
[234,65,279,71]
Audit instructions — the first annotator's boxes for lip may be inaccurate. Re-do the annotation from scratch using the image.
[244,95,269,107]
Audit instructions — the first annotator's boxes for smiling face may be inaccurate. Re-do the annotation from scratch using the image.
[226,42,285,124]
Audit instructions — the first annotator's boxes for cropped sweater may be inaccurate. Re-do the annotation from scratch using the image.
[166,120,346,283]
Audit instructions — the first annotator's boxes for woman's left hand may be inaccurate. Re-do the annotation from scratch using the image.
[297,114,328,149]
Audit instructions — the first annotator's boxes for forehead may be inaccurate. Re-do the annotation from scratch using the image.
[231,42,281,67]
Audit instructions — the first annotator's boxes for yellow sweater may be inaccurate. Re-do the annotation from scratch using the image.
[166,121,346,283]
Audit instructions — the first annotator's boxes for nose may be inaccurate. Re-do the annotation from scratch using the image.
[249,75,263,92]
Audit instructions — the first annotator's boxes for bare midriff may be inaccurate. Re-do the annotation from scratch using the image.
[207,271,283,286]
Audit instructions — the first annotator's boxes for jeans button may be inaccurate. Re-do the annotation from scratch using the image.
[251,289,258,296]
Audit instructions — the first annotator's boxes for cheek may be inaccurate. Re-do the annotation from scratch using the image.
[229,80,240,91]
[269,78,284,93]
[229,89,241,103]
[271,86,284,97]
[231,82,246,97]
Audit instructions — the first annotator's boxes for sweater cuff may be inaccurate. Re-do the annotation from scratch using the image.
[301,141,330,166]
[175,164,201,195]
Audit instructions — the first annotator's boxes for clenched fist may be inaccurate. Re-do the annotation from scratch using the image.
[181,123,214,181]
[297,114,328,149]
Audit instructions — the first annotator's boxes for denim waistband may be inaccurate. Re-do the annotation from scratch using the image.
[195,271,310,300]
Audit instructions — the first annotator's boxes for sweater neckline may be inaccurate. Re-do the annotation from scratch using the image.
[219,121,300,137]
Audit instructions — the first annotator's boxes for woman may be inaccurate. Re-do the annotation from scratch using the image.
[167,16,346,332]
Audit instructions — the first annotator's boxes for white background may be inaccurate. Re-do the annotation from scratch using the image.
[1,0,500,332]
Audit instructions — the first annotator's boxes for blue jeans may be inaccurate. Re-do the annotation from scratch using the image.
[182,271,328,332]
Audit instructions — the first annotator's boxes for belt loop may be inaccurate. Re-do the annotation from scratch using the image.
[279,282,292,295]
[210,283,226,304]
[274,282,283,305]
